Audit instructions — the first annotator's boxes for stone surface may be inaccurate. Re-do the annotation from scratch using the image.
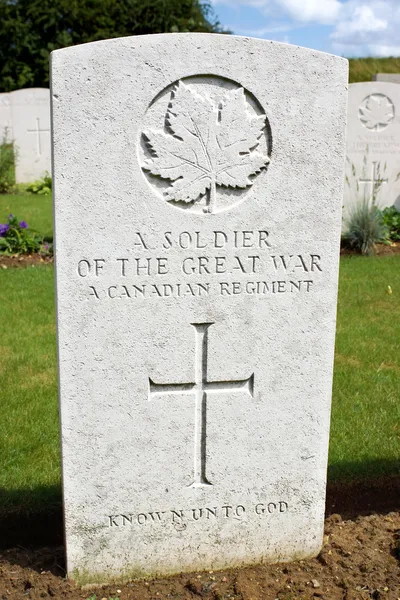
[344,82,400,221]
[51,34,348,583]
[0,93,12,142]
[10,88,51,182]
[373,73,400,84]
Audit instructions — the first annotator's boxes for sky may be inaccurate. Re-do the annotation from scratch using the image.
[211,0,400,58]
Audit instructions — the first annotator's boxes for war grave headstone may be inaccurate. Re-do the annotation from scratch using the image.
[0,93,12,141]
[51,34,348,583]
[344,82,400,220]
[10,88,51,183]
[373,73,400,84]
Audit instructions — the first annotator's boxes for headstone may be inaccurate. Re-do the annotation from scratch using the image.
[373,73,400,84]
[344,82,400,220]
[51,34,348,583]
[0,93,12,142]
[10,88,51,182]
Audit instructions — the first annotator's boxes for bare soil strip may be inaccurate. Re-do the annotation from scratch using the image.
[0,478,399,599]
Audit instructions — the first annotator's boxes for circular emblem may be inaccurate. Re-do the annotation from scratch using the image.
[139,75,272,214]
[359,94,395,131]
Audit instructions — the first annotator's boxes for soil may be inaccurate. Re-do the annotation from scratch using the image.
[340,241,400,256]
[0,478,399,600]
[0,253,53,268]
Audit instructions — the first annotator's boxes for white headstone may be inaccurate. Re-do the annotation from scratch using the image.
[373,73,400,84]
[0,93,12,142]
[51,34,348,584]
[10,88,51,183]
[344,82,400,220]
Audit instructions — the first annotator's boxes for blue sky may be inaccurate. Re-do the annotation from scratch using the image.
[211,0,400,57]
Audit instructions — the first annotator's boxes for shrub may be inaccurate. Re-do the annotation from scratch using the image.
[0,214,52,256]
[342,199,389,256]
[26,172,52,195]
[0,132,16,194]
[379,206,400,241]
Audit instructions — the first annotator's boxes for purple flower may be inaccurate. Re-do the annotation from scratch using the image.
[19,220,28,229]
[0,223,10,237]
[8,214,14,220]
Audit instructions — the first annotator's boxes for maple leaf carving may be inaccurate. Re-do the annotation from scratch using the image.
[142,82,269,213]
[359,95,394,130]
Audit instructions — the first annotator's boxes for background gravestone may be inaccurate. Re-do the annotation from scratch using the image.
[344,82,400,221]
[52,34,348,583]
[373,73,400,84]
[0,93,12,141]
[10,88,51,183]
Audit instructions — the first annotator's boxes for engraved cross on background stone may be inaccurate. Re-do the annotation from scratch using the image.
[358,161,388,200]
[149,323,254,487]
[27,118,50,156]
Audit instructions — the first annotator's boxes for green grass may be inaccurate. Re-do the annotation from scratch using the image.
[0,265,60,510]
[0,193,53,239]
[329,256,400,480]
[0,257,399,511]
[349,57,400,83]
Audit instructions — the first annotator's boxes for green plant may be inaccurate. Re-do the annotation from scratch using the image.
[0,132,16,194]
[26,172,52,195]
[343,200,389,255]
[0,213,52,255]
[379,206,400,241]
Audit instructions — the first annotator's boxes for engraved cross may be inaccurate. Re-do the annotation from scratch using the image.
[149,323,254,488]
[358,161,388,200]
[27,118,50,156]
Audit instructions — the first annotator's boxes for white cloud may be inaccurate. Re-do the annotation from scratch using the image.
[213,0,400,56]
[330,1,399,57]
[277,0,341,24]
[213,0,341,23]
[230,24,294,36]
[368,45,400,57]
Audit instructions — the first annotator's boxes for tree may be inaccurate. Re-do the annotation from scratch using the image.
[0,0,225,92]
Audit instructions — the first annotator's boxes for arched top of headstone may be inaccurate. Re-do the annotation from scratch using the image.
[10,87,50,106]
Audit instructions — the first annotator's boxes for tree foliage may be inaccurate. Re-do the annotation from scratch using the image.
[0,0,224,92]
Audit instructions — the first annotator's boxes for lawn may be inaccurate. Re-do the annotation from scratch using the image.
[329,256,400,480]
[0,193,53,239]
[0,265,60,510]
[0,253,399,510]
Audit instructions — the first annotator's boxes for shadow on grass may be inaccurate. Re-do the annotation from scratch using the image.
[0,485,63,549]
[326,459,400,519]
[0,460,398,554]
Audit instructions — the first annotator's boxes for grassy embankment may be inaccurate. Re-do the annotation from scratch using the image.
[348,57,400,83]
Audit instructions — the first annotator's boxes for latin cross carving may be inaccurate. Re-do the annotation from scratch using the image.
[358,161,388,199]
[27,118,50,156]
[149,323,254,487]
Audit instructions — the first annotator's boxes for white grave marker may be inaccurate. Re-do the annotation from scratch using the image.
[0,93,12,141]
[344,82,400,220]
[51,34,348,583]
[373,73,400,84]
[10,88,51,182]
